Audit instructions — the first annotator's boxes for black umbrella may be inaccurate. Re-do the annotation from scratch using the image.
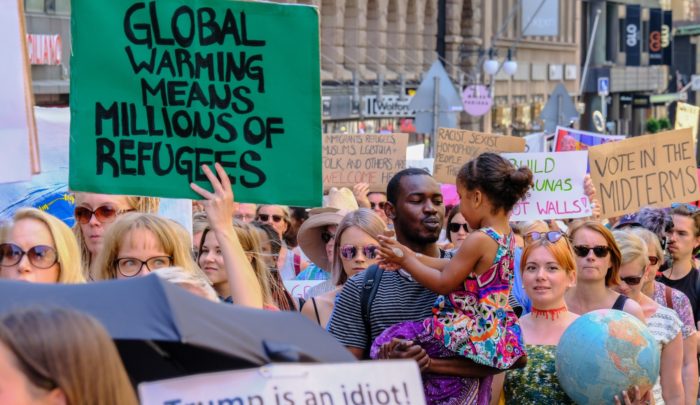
[0,275,354,384]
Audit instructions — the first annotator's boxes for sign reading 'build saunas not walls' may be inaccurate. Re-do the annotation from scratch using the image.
[69,0,322,206]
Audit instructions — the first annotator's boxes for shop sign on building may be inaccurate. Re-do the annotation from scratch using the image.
[362,95,415,117]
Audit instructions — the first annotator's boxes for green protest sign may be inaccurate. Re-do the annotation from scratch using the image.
[69,0,322,206]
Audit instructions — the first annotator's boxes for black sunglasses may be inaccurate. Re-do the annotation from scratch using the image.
[257,214,283,223]
[573,245,610,258]
[448,223,469,233]
[321,231,335,244]
[620,274,644,286]
[526,231,565,243]
[370,201,386,210]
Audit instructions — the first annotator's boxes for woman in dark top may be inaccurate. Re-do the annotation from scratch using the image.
[564,221,645,321]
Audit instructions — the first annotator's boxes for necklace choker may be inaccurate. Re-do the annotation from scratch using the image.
[531,305,567,320]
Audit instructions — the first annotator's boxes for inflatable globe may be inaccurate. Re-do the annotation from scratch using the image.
[555,309,660,405]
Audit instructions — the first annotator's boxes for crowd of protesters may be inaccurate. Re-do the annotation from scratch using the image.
[2,152,700,405]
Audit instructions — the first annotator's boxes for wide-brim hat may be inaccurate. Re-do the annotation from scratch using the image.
[308,187,358,215]
[297,210,348,271]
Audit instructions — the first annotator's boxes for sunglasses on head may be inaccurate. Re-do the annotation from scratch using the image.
[257,214,283,223]
[321,231,335,244]
[0,243,58,269]
[370,201,386,210]
[74,205,133,224]
[340,244,379,260]
[526,231,565,243]
[573,245,610,258]
[448,223,469,233]
[620,274,644,286]
[671,202,699,213]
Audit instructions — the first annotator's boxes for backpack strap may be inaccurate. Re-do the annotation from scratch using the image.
[360,264,384,358]
[664,284,674,309]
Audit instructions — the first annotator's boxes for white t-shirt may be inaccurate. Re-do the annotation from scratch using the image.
[648,305,683,405]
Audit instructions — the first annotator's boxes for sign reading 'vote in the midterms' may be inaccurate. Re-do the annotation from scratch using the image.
[589,128,700,218]
[69,0,322,206]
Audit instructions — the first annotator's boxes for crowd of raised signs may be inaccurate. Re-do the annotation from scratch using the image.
[2,154,700,405]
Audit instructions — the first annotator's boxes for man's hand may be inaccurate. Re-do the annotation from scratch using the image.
[378,339,431,372]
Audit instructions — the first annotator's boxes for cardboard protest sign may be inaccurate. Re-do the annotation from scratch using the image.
[69,0,322,206]
[675,102,699,143]
[322,133,408,191]
[589,128,700,218]
[283,280,324,300]
[433,128,525,184]
[0,0,39,183]
[406,158,434,175]
[523,132,546,153]
[554,127,624,152]
[138,361,427,405]
[504,152,590,221]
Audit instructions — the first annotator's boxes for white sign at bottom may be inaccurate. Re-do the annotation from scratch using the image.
[139,361,426,405]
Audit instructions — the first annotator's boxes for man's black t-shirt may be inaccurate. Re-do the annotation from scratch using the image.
[658,269,700,324]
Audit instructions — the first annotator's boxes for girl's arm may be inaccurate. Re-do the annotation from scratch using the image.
[659,332,684,405]
[378,232,491,295]
[191,163,263,309]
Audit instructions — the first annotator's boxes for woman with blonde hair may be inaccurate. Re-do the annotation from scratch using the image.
[613,230,683,405]
[198,221,276,308]
[73,192,159,280]
[95,213,200,280]
[565,220,644,320]
[0,306,137,405]
[0,208,84,284]
[301,208,386,327]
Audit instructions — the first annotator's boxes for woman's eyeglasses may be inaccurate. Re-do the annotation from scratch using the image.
[526,231,565,243]
[448,223,469,233]
[321,232,335,244]
[74,205,133,224]
[573,245,610,258]
[257,214,283,223]
[114,256,173,277]
[648,256,659,266]
[620,274,644,286]
[340,244,379,260]
[0,244,58,269]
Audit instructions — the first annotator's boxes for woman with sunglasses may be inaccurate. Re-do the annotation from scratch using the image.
[301,208,386,327]
[256,205,308,280]
[491,229,578,405]
[613,230,684,405]
[631,227,698,405]
[446,205,470,251]
[565,221,645,321]
[0,208,84,284]
[73,192,159,280]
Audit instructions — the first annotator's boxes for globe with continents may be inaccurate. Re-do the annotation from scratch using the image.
[555,309,660,404]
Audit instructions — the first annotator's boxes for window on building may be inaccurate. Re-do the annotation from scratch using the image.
[44,0,55,13]
[55,0,69,14]
[25,0,44,13]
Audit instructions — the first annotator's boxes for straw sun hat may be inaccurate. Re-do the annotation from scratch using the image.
[298,188,358,270]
